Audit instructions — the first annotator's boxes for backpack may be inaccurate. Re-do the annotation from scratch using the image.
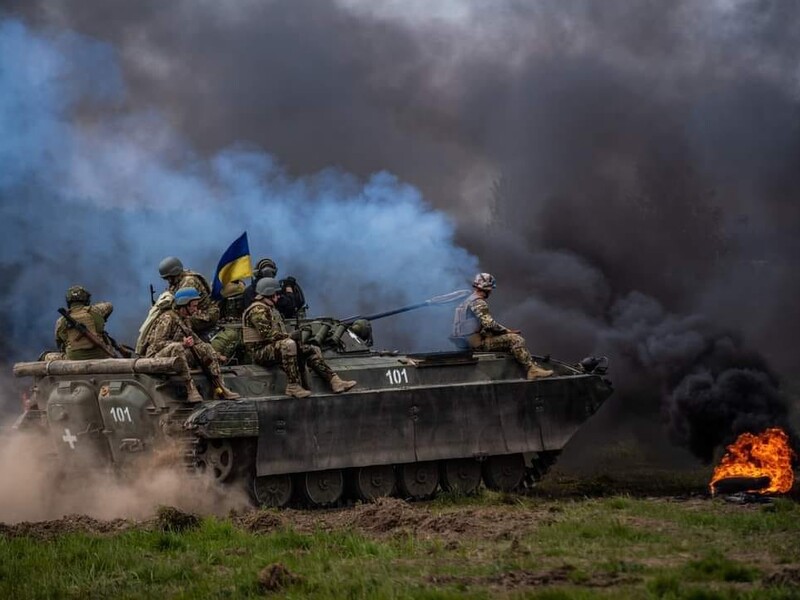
[135,291,175,356]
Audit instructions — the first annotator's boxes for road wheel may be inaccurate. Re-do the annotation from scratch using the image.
[353,465,395,501]
[252,474,293,508]
[397,461,439,499]
[483,454,525,491]
[301,469,345,507]
[440,458,482,495]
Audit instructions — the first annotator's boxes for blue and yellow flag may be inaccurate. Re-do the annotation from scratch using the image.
[211,232,253,300]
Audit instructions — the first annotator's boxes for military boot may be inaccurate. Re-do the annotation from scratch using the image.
[216,385,240,400]
[527,363,554,381]
[285,383,312,398]
[186,381,204,403]
[330,374,357,394]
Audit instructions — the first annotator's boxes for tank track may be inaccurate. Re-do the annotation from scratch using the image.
[243,450,563,509]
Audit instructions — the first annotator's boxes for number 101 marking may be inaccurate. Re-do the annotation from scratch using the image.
[385,368,409,385]
[109,406,133,423]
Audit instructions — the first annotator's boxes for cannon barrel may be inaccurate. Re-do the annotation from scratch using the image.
[342,289,471,324]
[13,357,185,378]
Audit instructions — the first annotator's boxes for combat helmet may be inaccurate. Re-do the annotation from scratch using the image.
[256,277,281,297]
[174,287,202,306]
[159,256,184,279]
[350,318,373,344]
[65,285,91,305]
[472,272,497,291]
[255,258,277,279]
[221,281,246,298]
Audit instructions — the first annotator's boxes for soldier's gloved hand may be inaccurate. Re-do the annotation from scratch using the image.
[289,330,303,341]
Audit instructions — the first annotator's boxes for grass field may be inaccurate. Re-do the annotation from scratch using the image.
[2,469,799,600]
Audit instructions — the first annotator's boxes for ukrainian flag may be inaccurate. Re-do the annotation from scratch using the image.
[211,232,253,300]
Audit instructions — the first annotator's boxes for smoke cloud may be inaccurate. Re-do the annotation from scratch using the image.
[0,18,477,372]
[2,0,799,465]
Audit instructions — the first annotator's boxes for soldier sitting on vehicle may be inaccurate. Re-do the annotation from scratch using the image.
[138,287,239,402]
[54,285,114,360]
[242,277,356,398]
[158,256,220,336]
[452,273,553,381]
[209,281,246,363]
[243,258,307,319]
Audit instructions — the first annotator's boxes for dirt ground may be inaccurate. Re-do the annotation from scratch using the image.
[1,486,795,543]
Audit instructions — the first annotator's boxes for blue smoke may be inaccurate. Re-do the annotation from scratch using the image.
[0,19,477,361]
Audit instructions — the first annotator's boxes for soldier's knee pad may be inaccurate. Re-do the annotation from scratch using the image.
[277,338,298,356]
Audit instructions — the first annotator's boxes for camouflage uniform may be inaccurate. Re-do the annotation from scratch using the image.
[452,292,534,369]
[166,271,220,334]
[139,308,223,382]
[242,299,334,385]
[55,302,114,360]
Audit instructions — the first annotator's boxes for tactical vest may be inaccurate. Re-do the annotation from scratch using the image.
[452,292,481,338]
[65,305,105,350]
[241,301,286,345]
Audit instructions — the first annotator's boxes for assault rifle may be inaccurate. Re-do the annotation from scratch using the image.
[57,308,117,358]
[105,333,134,358]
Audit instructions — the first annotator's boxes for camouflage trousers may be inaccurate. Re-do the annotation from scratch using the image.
[152,341,222,381]
[472,333,533,369]
[250,339,334,385]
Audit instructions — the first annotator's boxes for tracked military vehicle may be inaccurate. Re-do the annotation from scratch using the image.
[12,294,613,507]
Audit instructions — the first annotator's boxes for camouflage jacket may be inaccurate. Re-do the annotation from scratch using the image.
[140,308,197,357]
[55,302,113,360]
[242,300,289,347]
[167,270,220,331]
[452,293,507,338]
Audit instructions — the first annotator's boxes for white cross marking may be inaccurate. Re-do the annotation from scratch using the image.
[62,428,77,450]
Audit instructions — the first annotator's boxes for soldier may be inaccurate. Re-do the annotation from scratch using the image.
[452,273,553,381]
[243,277,356,398]
[158,256,220,335]
[243,257,307,319]
[139,287,239,402]
[55,286,114,360]
[209,281,246,362]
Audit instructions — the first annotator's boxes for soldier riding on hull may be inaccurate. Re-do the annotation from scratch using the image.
[158,256,220,336]
[243,258,307,319]
[55,286,114,360]
[139,287,239,402]
[453,273,553,381]
[243,277,356,398]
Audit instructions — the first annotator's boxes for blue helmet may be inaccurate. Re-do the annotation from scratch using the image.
[174,287,202,306]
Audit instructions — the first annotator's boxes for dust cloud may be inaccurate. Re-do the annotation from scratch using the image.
[0,415,250,524]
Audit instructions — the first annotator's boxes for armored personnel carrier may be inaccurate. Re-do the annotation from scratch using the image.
[12,295,613,507]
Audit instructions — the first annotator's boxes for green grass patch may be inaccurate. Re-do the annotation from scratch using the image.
[2,495,799,599]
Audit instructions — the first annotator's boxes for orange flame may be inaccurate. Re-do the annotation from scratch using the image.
[710,427,795,494]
